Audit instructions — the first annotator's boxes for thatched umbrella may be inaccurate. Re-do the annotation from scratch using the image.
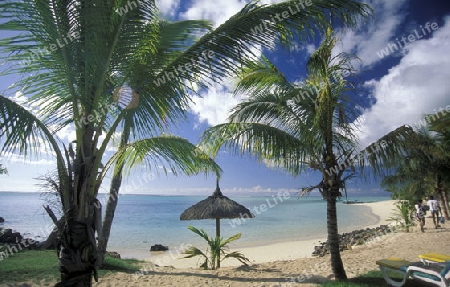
[180,178,254,267]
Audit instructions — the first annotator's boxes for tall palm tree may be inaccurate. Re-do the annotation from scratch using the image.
[382,127,450,219]
[200,31,415,280]
[0,0,370,285]
[429,113,450,218]
[0,94,222,284]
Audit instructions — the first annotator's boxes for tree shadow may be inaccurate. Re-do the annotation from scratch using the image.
[128,266,331,285]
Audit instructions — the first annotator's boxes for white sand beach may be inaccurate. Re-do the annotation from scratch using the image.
[86,199,450,286]
[8,199,449,287]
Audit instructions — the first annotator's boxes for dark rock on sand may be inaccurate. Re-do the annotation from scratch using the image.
[0,227,41,253]
[0,228,23,243]
[312,225,395,257]
[150,244,169,251]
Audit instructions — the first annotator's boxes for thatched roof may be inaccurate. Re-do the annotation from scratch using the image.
[180,184,254,220]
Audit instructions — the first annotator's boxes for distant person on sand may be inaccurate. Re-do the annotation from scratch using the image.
[427,195,441,228]
[415,199,426,232]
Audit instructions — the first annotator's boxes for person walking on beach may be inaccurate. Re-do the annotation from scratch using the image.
[427,195,441,228]
[415,199,426,232]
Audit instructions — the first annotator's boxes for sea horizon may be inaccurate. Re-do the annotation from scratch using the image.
[0,191,391,259]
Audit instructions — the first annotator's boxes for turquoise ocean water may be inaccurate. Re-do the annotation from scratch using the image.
[0,192,390,257]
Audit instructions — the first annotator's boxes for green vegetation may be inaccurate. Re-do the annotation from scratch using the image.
[0,250,142,284]
[388,200,416,232]
[183,225,250,270]
[381,126,450,219]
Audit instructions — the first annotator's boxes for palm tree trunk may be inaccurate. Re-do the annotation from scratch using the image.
[216,218,220,268]
[441,189,450,220]
[99,174,123,264]
[326,194,347,280]
[56,123,102,286]
[440,189,450,220]
[99,120,131,265]
[436,174,450,220]
[57,206,98,286]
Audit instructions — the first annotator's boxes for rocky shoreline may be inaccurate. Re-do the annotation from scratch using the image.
[1,216,398,262]
[312,224,395,257]
[0,219,126,261]
[0,218,50,260]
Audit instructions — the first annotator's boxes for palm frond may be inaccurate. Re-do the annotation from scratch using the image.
[0,94,70,206]
[183,246,208,260]
[220,233,242,247]
[187,226,212,244]
[357,125,417,178]
[233,55,294,96]
[222,251,250,266]
[0,95,57,157]
[102,135,222,181]
[201,123,310,175]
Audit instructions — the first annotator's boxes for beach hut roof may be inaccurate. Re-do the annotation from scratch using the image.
[180,181,254,220]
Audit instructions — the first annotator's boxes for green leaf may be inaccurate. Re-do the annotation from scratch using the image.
[187,225,213,244]
[102,135,222,179]
[184,226,248,270]
[182,246,207,259]
[222,251,250,266]
[220,233,242,247]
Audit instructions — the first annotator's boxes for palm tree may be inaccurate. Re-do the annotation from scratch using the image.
[200,31,415,280]
[0,0,370,285]
[0,95,221,284]
[382,127,450,219]
[183,225,250,270]
[429,114,450,218]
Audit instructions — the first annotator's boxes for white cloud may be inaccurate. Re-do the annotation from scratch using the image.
[356,16,450,147]
[335,0,408,67]
[157,0,180,18]
[11,90,27,104]
[54,125,76,142]
[180,0,247,27]
[189,80,242,126]
[5,153,55,165]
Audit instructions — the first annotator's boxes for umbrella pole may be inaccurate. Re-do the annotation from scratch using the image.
[216,218,220,268]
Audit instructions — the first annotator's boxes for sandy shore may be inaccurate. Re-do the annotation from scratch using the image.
[87,199,450,286]
[9,199,450,286]
[91,228,450,287]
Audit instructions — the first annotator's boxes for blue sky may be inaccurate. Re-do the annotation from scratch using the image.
[1,0,450,196]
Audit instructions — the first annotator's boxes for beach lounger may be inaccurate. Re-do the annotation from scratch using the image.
[376,257,450,287]
[419,253,450,265]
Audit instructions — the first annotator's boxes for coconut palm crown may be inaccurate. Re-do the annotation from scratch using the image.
[200,30,416,279]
